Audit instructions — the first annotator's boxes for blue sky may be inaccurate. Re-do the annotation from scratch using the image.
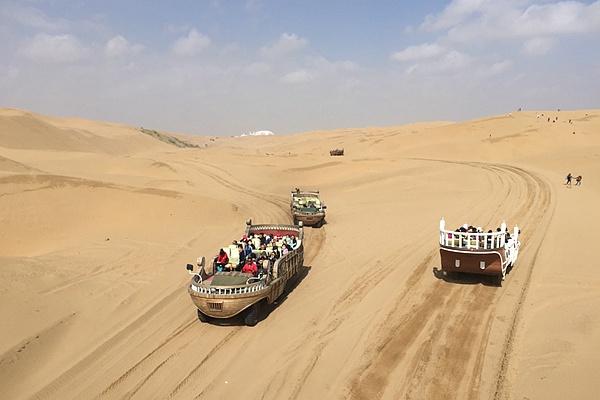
[1,0,599,135]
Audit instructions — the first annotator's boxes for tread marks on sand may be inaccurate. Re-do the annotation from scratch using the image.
[347,162,552,400]
[95,159,299,398]
[175,160,290,223]
[274,162,508,400]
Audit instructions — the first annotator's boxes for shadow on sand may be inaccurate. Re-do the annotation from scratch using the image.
[432,266,510,287]
[207,265,312,327]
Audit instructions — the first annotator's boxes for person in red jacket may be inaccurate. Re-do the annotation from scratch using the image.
[241,258,258,276]
[215,249,229,272]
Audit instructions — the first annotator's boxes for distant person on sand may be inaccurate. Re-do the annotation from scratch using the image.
[565,173,572,187]
[575,175,582,186]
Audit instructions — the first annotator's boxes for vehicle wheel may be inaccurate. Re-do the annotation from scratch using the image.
[495,275,504,287]
[244,303,259,326]
[197,309,209,323]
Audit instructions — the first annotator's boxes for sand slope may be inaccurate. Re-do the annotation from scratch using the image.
[0,108,598,399]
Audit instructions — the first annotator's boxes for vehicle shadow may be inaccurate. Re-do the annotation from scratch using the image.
[432,266,504,287]
[208,265,312,327]
[261,264,312,320]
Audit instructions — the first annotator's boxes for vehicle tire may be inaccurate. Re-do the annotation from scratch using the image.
[197,309,209,323]
[495,275,503,287]
[244,303,259,326]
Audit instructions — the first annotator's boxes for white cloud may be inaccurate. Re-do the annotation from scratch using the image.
[0,3,68,31]
[172,29,211,56]
[423,0,600,42]
[484,60,513,76]
[436,50,471,71]
[21,33,87,63]
[405,50,471,75]
[307,56,359,73]
[522,37,554,55]
[421,0,487,32]
[261,33,308,57]
[391,43,446,62]
[281,69,313,84]
[105,35,144,58]
[243,62,271,75]
[515,2,598,36]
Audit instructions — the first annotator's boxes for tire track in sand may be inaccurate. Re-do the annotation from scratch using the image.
[272,161,509,400]
[347,161,552,400]
[35,160,291,400]
[182,227,328,400]
[115,165,327,399]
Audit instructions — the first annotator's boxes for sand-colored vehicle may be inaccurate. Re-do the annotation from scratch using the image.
[330,148,344,156]
[290,189,326,227]
[438,218,520,285]
[185,219,304,326]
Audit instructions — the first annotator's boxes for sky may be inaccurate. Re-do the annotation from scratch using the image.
[1,0,599,135]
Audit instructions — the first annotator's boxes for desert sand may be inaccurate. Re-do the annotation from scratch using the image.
[0,107,598,399]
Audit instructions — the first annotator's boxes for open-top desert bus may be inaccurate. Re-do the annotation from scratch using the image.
[438,218,520,285]
[185,219,304,326]
[290,188,327,227]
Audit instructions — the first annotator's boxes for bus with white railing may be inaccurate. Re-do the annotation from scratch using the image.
[438,218,520,285]
[185,219,304,326]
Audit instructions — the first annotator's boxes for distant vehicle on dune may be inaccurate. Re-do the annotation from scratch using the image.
[330,148,344,156]
[290,188,327,227]
[438,218,520,285]
[185,219,304,326]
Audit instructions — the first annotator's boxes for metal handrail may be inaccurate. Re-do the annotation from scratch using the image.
[190,279,267,296]
[439,218,519,250]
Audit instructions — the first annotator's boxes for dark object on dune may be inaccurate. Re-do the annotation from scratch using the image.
[330,148,344,156]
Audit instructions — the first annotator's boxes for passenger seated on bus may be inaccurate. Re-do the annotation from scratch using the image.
[283,244,293,255]
[216,249,229,272]
[237,244,246,269]
[244,242,253,257]
[242,258,258,276]
[271,247,281,259]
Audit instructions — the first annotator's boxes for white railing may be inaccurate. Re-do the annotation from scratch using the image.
[190,280,267,296]
[439,218,519,250]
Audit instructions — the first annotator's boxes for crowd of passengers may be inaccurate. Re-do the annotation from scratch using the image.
[214,233,298,276]
[449,224,514,248]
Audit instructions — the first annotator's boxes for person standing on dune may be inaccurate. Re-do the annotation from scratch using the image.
[565,173,572,187]
[575,175,582,186]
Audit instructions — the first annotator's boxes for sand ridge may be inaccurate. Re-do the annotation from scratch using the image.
[0,108,598,399]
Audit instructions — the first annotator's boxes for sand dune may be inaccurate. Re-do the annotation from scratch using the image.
[0,108,598,399]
